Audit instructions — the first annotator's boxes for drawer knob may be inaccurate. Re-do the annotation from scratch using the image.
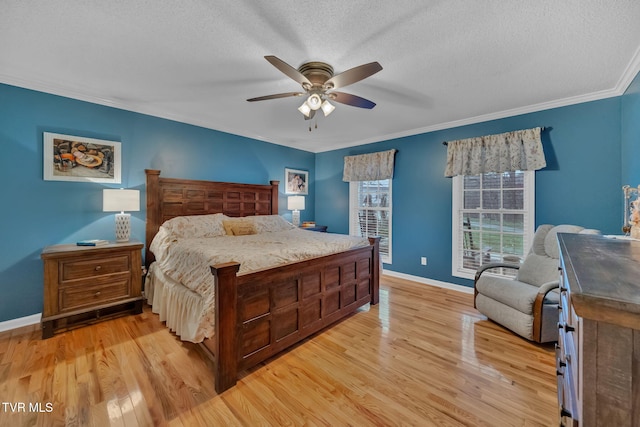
[95,291,101,297]
[557,322,575,333]
[95,265,102,271]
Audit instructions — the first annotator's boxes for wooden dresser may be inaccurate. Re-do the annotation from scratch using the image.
[557,233,640,426]
[41,241,144,338]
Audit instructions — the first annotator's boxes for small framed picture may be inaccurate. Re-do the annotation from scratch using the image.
[285,168,308,195]
[43,132,121,183]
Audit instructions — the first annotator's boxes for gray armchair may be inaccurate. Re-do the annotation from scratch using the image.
[474,224,600,343]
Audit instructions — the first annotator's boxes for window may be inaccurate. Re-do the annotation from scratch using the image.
[452,171,534,279]
[349,180,392,264]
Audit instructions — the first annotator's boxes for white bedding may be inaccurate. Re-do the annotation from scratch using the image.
[145,214,370,342]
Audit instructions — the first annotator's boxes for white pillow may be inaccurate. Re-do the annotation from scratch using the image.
[160,213,228,239]
[246,215,296,233]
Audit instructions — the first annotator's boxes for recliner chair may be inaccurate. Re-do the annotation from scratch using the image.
[474,224,599,343]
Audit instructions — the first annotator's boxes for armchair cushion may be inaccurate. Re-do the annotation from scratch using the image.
[475,295,535,340]
[475,274,559,314]
[517,224,593,286]
[516,253,559,287]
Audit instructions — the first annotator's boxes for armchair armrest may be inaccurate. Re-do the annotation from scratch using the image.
[532,279,560,342]
[474,262,521,283]
[537,280,560,296]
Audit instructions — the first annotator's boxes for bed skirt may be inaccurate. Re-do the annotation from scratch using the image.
[145,262,211,343]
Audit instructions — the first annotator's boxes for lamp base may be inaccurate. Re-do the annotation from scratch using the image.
[292,210,301,227]
[115,213,131,242]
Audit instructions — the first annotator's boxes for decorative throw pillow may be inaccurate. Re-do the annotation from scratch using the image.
[222,219,257,236]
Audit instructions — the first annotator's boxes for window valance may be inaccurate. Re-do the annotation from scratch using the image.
[343,149,397,182]
[444,127,546,177]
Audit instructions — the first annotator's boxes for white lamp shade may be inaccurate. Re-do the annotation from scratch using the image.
[287,196,305,210]
[103,189,140,212]
[321,100,335,116]
[298,102,311,117]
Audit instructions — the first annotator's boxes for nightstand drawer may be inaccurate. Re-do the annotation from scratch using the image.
[61,254,130,282]
[59,274,131,311]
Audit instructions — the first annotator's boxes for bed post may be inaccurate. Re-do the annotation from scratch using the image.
[270,180,279,214]
[145,169,161,267]
[211,262,241,394]
[369,237,380,305]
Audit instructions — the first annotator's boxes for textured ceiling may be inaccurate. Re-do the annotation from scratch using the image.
[2,1,640,153]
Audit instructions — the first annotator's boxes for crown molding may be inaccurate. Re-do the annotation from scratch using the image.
[4,46,640,155]
[0,73,273,145]
[315,47,640,153]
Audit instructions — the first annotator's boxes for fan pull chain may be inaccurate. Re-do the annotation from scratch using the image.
[307,117,319,132]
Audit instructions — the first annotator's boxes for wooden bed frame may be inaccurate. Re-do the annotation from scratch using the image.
[145,169,380,393]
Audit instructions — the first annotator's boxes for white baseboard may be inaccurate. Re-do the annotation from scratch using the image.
[0,272,469,332]
[0,313,41,333]
[382,270,474,294]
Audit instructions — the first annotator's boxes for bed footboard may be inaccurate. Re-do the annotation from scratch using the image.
[210,236,380,393]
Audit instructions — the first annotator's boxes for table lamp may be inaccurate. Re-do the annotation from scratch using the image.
[103,188,140,242]
[287,195,305,227]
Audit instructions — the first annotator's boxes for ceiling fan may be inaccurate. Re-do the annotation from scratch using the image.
[247,55,382,121]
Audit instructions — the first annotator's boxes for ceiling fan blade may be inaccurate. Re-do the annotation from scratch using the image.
[330,91,377,109]
[264,55,312,87]
[324,62,382,90]
[247,92,305,102]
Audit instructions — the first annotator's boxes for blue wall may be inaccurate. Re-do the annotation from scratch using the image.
[316,97,623,287]
[622,71,640,185]
[2,71,637,323]
[0,83,315,322]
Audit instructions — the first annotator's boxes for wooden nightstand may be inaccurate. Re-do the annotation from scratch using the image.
[301,225,328,232]
[41,241,144,339]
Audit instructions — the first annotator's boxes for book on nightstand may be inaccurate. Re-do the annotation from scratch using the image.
[76,239,110,246]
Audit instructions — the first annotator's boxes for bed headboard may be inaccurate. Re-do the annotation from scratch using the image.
[145,169,279,266]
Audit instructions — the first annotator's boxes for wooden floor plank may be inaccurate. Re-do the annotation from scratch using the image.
[0,274,556,426]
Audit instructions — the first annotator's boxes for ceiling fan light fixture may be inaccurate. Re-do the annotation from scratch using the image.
[249,56,382,124]
[321,100,335,116]
[298,102,311,117]
[307,93,322,110]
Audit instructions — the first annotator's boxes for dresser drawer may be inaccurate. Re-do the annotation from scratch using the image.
[559,290,570,323]
[557,345,579,425]
[59,274,131,311]
[61,254,130,282]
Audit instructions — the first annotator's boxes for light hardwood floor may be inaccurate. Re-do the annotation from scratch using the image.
[0,275,556,426]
